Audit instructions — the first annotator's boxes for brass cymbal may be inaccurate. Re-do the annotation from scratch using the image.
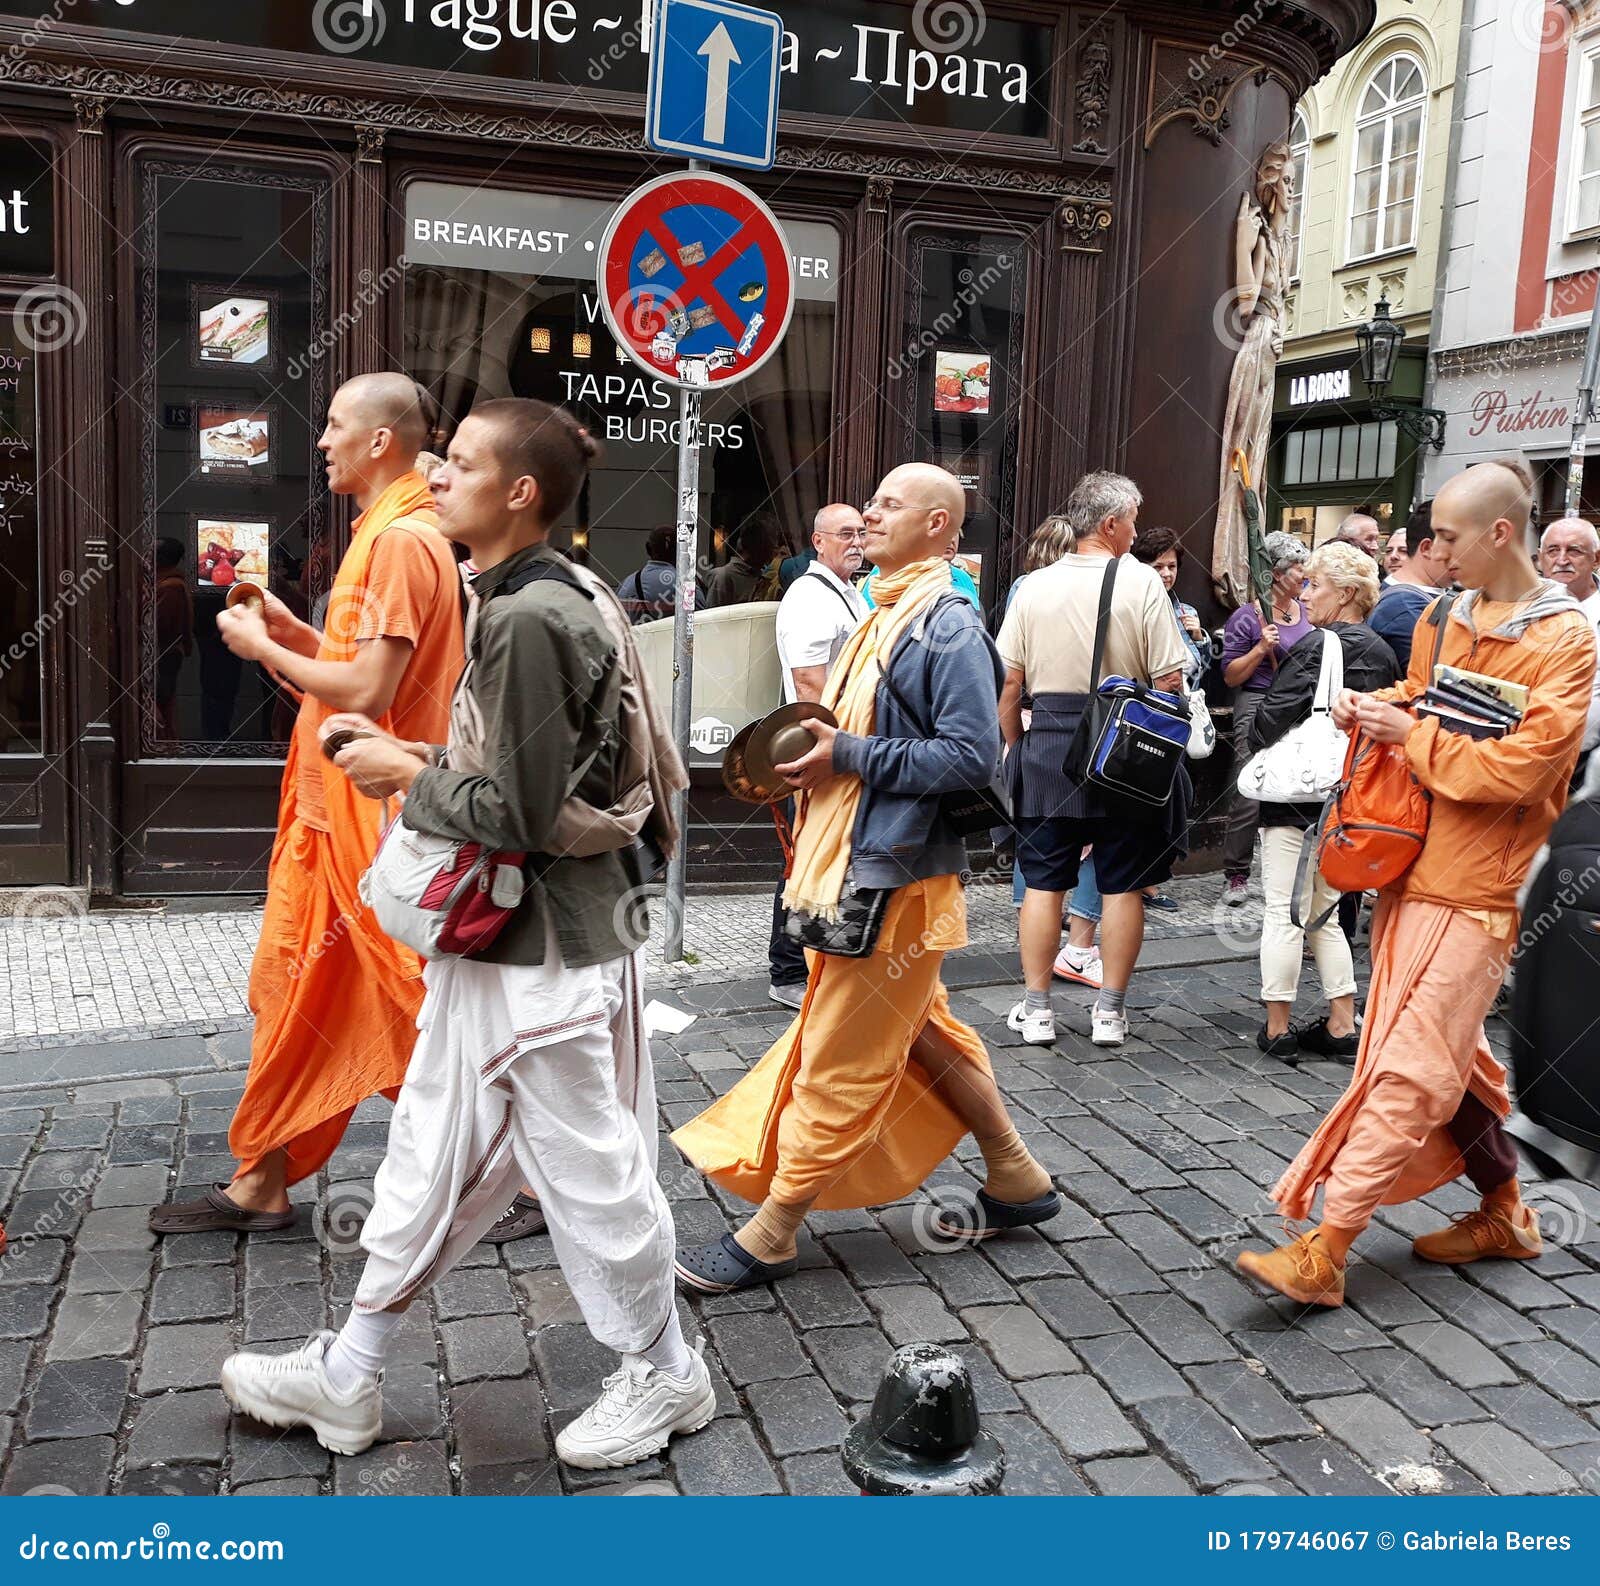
[721,702,839,804]
[225,580,266,612]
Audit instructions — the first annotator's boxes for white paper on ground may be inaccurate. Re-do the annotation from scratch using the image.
[644,999,697,1037]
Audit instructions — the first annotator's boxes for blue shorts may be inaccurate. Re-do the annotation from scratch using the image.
[1015,814,1179,897]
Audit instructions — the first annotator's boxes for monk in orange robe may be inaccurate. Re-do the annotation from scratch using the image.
[150,374,464,1234]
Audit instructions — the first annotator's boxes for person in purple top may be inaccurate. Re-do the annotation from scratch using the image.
[1219,530,1311,905]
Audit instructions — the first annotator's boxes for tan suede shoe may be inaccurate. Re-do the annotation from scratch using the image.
[1413,1203,1543,1266]
[1237,1231,1346,1308]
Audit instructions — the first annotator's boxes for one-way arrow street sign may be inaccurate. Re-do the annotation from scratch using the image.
[647,0,783,172]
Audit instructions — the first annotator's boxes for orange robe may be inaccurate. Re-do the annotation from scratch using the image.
[229,471,464,1183]
[672,875,993,1210]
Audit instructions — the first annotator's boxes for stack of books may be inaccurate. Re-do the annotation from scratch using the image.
[1416,665,1527,741]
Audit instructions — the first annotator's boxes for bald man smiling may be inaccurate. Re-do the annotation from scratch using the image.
[673,463,1060,1293]
[1239,461,1596,1308]
[151,375,465,1236]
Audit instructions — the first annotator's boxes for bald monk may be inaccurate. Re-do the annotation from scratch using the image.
[150,375,466,1235]
[1238,460,1595,1308]
[673,464,1060,1294]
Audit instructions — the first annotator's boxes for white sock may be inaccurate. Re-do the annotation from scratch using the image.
[324,1307,404,1394]
[635,1308,695,1382]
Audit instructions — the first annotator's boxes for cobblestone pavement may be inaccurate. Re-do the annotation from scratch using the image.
[1,952,1598,1498]
[0,873,1244,1050]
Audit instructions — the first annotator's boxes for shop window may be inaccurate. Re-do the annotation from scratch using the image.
[1569,41,1600,235]
[133,157,331,755]
[0,304,41,753]
[1280,419,1397,487]
[1347,55,1426,260]
[1286,110,1311,280]
[401,182,839,606]
[891,229,1031,611]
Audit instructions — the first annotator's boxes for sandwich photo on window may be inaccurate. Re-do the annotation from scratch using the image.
[196,292,273,367]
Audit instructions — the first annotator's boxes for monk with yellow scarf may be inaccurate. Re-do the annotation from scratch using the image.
[673,464,1059,1293]
[150,375,464,1235]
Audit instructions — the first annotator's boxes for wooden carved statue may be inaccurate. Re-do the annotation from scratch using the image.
[1212,139,1293,607]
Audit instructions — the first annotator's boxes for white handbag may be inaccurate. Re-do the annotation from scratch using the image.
[1236,629,1348,803]
[1185,688,1216,760]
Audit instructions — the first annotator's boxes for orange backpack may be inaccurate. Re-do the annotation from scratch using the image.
[1313,593,1456,897]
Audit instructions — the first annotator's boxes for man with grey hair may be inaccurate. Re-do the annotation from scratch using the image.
[1335,512,1383,563]
[997,470,1190,1048]
[766,502,871,1007]
[1540,516,1600,767]
[1219,530,1313,904]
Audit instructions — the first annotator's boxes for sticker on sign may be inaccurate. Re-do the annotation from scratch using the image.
[597,169,794,390]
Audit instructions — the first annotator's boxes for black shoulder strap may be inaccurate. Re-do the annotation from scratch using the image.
[1089,558,1118,692]
[802,569,861,623]
[1427,591,1458,679]
[875,591,973,737]
[876,653,931,738]
[496,554,593,603]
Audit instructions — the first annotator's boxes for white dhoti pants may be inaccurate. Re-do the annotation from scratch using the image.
[354,929,675,1354]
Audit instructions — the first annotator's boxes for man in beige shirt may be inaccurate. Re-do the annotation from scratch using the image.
[996,471,1190,1048]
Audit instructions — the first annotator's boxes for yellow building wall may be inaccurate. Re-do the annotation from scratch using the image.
[1283,0,1462,361]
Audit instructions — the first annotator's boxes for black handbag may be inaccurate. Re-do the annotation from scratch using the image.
[1064,560,1190,810]
[784,869,894,958]
[875,602,1013,837]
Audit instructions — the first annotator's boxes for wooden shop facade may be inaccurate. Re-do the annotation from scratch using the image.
[0,0,1370,895]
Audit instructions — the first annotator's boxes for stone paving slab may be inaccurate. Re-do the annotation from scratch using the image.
[0,953,1596,1496]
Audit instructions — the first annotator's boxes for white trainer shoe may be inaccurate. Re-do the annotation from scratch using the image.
[1052,948,1104,989]
[555,1348,717,1470]
[1006,1002,1057,1046]
[220,1331,382,1457]
[1091,1007,1129,1047]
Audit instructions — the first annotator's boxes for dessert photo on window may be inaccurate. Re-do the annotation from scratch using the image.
[196,404,274,478]
[195,516,271,593]
[932,349,992,415]
[195,289,273,367]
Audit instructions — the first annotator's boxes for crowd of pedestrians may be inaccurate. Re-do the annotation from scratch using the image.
[5,373,1592,1475]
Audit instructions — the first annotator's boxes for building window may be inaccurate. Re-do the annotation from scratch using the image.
[1569,42,1600,234]
[1279,419,1397,487]
[1347,54,1427,261]
[1286,110,1311,280]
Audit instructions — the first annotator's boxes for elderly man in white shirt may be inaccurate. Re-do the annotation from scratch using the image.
[766,503,870,1007]
[1539,516,1600,774]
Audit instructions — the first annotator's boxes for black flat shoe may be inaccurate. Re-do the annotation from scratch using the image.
[932,1188,1061,1241]
[674,1232,798,1294]
[1294,1018,1359,1062]
[1256,1025,1299,1063]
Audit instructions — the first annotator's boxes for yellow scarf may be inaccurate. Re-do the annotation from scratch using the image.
[783,558,955,920]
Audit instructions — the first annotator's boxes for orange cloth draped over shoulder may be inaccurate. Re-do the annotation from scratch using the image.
[229,470,464,1184]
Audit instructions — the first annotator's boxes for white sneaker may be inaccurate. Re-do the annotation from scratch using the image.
[1052,948,1103,989]
[1091,1007,1128,1047]
[220,1330,381,1457]
[555,1349,717,1470]
[1007,1002,1057,1046]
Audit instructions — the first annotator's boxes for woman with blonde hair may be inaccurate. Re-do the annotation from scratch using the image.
[1244,540,1400,1062]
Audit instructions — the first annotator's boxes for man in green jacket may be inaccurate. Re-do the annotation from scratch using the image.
[218,399,712,1473]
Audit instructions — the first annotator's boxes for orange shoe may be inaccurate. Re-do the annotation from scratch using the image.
[1237,1231,1346,1307]
[1413,1203,1542,1266]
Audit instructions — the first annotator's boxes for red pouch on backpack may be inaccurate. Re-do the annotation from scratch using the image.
[1315,730,1430,895]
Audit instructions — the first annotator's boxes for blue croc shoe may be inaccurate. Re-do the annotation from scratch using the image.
[932,1188,1061,1242]
[674,1233,798,1294]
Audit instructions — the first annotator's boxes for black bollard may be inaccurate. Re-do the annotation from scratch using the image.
[841,1341,1005,1496]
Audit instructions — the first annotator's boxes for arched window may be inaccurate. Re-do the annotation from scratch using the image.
[1286,109,1311,279]
[1347,54,1427,259]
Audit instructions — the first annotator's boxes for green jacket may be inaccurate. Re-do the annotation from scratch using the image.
[402,543,647,968]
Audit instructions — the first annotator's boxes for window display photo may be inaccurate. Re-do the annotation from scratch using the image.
[196,404,274,478]
[932,350,993,415]
[195,517,271,593]
[194,288,274,368]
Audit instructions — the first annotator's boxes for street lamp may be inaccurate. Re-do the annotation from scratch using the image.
[1355,296,1446,451]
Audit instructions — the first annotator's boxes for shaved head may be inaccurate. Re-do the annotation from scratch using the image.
[885,463,967,540]
[863,462,969,577]
[337,373,432,456]
[1437,461,1532,537]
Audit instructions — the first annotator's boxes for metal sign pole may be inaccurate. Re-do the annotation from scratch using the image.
[665,374,702,964]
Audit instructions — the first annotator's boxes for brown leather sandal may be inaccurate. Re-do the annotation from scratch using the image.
[479,1193,547,1244]
[148,1183,298,1236]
